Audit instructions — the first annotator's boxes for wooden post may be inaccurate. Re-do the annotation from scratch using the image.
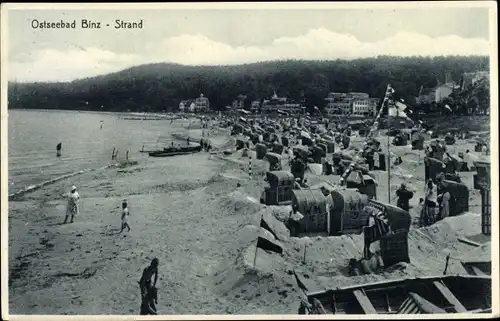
[253,213,263,268]
[443,253,450,275]
[387,133,391,204]
[141,144,144,152]
[303,244,307,264]
[112,147,116,160]
[126,150,129,162]
[249,156,252,179]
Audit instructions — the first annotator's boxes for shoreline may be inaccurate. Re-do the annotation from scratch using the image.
[8,118,491,315]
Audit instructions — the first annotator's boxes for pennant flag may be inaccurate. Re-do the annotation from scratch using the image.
[395,101,408,111]
[260,217,279,240]
[388,107,408,118]
[445,104,452,111]
[256,236,283,254]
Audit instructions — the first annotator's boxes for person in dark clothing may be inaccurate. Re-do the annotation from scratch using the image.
[396,183,413,212]
[56,143,62,157]
[140,286,158,315]
[139,258,159,300]
[365,149,375,170]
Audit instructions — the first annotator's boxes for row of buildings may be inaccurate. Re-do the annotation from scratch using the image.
[178,94,210,113]
[416,71,489,105]
[178,71,489,114]
[179,91,379,116]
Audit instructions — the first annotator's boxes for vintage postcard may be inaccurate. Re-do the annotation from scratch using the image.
[1,1,498,320]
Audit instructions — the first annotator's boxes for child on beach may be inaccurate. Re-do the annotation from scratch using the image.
[120,199,131,232]
[63,185,80,224]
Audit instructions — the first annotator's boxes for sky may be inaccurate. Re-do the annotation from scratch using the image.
[4,2,494,83]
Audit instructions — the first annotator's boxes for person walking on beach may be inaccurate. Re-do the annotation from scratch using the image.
[63,185,80,224]
[437,181,451,220]
[139,258,159,300]
[396,183,413,212]
[421,179,438,226]
[120,199,131,233]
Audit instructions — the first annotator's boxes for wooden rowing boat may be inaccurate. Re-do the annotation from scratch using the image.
[148,150,200,157]
[303,275,491,314]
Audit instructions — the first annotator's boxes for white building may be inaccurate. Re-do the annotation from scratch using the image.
[325,93,350,116]
[232,94,247,110]
[352,99,377,116]
[179,100,196,112]
[325,92,374,116]
[194,93,210,112]
[250,100,261,113]
[261,91,301,114]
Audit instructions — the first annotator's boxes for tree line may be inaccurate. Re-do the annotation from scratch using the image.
[8,55,489,114]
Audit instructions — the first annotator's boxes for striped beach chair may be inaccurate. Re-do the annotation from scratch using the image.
[363,207,390,259]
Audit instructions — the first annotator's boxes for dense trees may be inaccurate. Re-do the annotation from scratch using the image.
[8,56,489,113]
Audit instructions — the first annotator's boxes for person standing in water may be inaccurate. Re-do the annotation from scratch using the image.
[56,143,62,157]
[120,199,131,233]
[100,120,104,130]
[63,185,80,224]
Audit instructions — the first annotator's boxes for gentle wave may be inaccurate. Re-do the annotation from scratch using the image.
[8,165,111,201]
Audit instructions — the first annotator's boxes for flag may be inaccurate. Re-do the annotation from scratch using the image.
[445,104,452,112]
[260,217,279,240]
[256,236,283,254]
[395,101,407,112]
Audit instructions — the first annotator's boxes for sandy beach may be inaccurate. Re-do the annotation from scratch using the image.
[8,119,491,315]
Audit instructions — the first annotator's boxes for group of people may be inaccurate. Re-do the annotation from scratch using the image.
[420,178,452,226]
[199,138,212,152]
[62,186,158,314]
[63,186,132,232]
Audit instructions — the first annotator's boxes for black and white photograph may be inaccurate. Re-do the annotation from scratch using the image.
[1,1,498,318]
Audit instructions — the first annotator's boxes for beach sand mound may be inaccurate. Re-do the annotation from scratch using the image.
[213,224,304,314]
[215,190,264,215]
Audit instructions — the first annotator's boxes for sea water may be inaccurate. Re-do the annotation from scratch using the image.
[8,109,188,195]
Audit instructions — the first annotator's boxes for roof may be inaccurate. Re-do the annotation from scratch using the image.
[330,189,368,212]
[266,171,294,182]
[265,152,282,161]
[292,189,328,212]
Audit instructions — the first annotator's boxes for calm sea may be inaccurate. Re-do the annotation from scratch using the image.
[8,109,188,195]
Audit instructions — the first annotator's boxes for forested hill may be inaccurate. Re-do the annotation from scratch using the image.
[8,55,489,113]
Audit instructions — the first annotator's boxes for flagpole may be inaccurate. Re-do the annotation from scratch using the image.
[253,213,264,268]
[386,85,392,205]
[387,123,391,204]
